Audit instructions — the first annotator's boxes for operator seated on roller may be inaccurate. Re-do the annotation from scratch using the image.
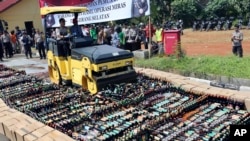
[70,18,83,38]
[55,18,71,59]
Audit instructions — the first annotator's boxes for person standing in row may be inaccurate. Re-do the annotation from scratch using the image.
[155,25,164,55]
[0,30,13,58]
[10,30,18,54]
[90,25,97,44]
[81,25,89,37]
[35,29,46,59]
[97,26,105,45]
[231,24,243,57]
[21,31,33,59]
[0,37,3,61]
[118,26,125,49]
[144,23,155,49]
[111,27,119,47]
[15,26,22,47]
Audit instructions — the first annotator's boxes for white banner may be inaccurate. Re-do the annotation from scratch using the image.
[46,0,150,27]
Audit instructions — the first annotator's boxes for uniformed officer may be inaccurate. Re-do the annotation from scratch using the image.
[56,18,70,58]
[131,0,148,17]
[0,34,3,61]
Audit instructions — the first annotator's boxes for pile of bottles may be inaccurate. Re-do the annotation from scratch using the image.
[150,101,249,141]
[0,64,26,78]
[0,65,249,141]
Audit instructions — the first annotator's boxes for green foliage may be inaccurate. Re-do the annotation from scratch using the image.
[135,56,250,79]
[204,0,250,18]
[147,0,250,27]
[205,0,231,17]
[170,0,198,20]
[228,0,250,17]
[150,0,172,24]
[117,0,250,27]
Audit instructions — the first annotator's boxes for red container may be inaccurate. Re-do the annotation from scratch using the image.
[163,30,181,55]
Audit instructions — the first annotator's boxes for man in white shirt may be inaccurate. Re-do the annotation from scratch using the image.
[0,30,13,58]
[34,29,46,59]
[231,24,243,57]
[81,25,89,37]
[56,18,70,59]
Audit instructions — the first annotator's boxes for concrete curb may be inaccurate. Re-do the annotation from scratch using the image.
[0,99,74,141]
[187,77,250,92]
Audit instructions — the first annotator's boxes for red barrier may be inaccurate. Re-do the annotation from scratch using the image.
[163,30,181,55]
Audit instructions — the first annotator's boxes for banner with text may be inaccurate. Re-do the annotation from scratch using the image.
[46,0,150,27]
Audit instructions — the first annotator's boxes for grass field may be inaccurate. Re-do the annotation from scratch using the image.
[135,55,250,79]
[135,28,250,79]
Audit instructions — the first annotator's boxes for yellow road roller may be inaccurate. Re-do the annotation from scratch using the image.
[41,6,137,94]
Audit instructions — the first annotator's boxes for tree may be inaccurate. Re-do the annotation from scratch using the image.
[170,0,199,26]
[204,0,250,24]
[205,0,236,18]
[150,0,172,25]
[228,0,250,20]
[132,0,250,28]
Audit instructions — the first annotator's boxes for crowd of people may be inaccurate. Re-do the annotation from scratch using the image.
[46,18,165,59]
[0,19,165,62]
[191,17,250,32]
[0,26,47,61]
[0,17,244,62]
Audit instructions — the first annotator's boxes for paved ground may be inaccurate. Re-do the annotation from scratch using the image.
[0,133,10,141]
[1,51,249,92]
[1,53,48,74]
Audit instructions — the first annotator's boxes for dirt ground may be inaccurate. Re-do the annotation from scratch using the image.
[181,28,250,56]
